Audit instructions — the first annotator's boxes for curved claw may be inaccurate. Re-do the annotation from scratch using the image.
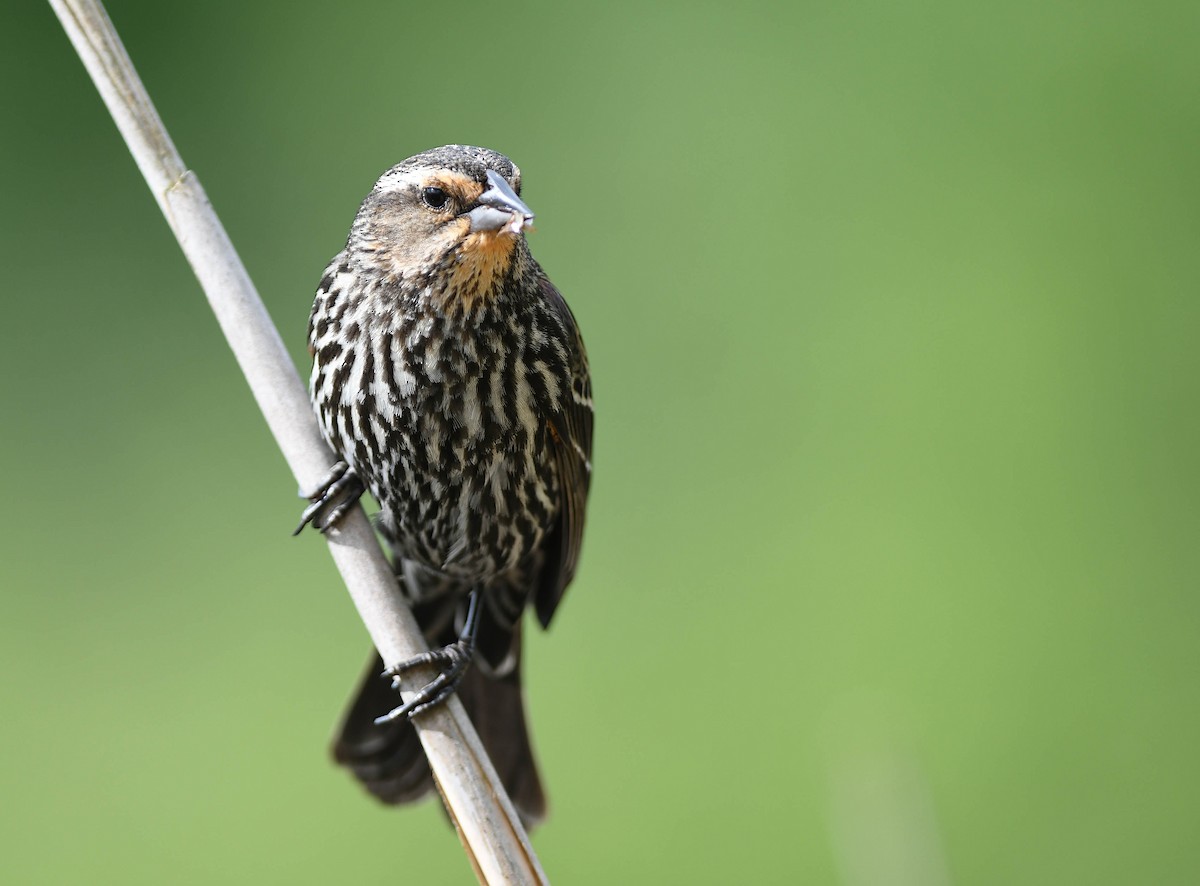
[293,461,365,535]
[375,643,473,724]
[373,591,481,723]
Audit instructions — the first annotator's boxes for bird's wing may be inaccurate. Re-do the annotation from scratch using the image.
[534,274,593,628]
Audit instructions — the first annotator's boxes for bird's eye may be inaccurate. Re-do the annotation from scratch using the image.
[422,187,450,210]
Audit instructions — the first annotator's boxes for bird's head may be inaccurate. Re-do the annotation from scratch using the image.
[348,145,535,303]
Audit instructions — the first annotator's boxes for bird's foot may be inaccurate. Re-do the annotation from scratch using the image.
[374,592,481,723]
[293,460,364,535]
[374,642,475,723]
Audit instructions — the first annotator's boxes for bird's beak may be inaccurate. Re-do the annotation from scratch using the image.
[467,169,535,235]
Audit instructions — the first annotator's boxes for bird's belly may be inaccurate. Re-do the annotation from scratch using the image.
[312,310,561,583]
[373,431,559,582]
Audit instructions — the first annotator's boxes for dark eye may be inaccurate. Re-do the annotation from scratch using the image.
[422,187,450,210]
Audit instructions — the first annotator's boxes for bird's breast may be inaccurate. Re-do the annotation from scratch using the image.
[321,306,558,580]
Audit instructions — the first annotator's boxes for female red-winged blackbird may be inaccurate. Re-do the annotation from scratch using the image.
[300,145,592,826]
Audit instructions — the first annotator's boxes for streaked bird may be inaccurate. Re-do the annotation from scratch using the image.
[300,145,592,825]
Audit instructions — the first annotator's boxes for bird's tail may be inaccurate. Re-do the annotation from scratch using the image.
[331,615,546,827]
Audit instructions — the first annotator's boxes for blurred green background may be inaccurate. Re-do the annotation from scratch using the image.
[2,1,1198,883]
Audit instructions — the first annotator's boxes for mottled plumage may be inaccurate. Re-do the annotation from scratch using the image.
[304,145,592,825]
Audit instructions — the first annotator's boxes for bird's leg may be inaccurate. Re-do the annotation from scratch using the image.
[293,460,365,535]
[375,591,482,723]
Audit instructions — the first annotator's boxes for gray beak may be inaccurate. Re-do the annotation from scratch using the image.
[467,169,535,233]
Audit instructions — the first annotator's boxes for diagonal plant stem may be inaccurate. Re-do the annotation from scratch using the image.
[48,2,548,883]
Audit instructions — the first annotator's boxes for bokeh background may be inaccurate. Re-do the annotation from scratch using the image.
[2,1,1198,883]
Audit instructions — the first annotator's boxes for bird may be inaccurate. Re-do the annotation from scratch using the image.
[298,145,592,826]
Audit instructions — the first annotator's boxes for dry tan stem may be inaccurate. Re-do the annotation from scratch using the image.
[48,1,547,882]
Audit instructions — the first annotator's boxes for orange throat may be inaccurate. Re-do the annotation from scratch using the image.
[445,230,520,310]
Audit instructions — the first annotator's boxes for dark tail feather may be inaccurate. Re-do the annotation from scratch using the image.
[455,643,546,825]
[331,651,435,806]
[331,638,546,827]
